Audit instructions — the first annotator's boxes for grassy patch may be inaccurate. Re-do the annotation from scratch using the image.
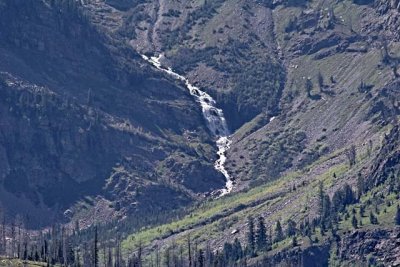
[122,150,350,254]
[0,258,50,267]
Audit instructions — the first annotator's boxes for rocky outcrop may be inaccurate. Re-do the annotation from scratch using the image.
[249,244,330,267]
[366,124,400,190]
[377,0,400,13]
[337,228,400,266]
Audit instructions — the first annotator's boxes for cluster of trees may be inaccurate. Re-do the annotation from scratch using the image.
[317,182,357,231]
[0,181,398,267]
[0,216,88,266]
[159,215,295,267]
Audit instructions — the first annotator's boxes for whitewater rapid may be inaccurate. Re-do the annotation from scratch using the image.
[141,54,233,196]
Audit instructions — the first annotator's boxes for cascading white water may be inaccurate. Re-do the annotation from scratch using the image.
[141,54,233,196]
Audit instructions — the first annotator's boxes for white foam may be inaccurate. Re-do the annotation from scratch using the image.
[142,54,233,196]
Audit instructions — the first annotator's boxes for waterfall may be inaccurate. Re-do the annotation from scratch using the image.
[141,54,233,196]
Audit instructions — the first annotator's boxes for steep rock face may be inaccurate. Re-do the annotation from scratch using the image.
[124,0,285,130]
[0,0,224,228]
[366,124,400,189]
[377,0,400,12]
[251,228,400,266]
[249,245,330,267]
[337,228,400,266]
[85,0,400,189]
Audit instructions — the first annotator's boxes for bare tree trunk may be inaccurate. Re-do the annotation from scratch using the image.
[10,220,15,258]
[187,236,192,267]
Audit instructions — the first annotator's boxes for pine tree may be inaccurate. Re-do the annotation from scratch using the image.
[318,72,324,90]
[291,236,297,247]
[286,219,297,237]
[115,239,122,267]
[197,249,204,267]
[246,217,255,255]
[274,220,284,243]
[343,184,355,205]
[187,235,192,267]
[318,181,325,216]
[232,238,243,261]
[65,238,75,266]
[351,215,358,229]
[94,226,98,267]
[369,212,378,225]
[255,217,267,252]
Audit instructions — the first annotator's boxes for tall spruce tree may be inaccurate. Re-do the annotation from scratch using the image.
[197,249,204,267]
[274,221,284,243]
[318,181,325,216]
[286,219,297,237]
[369,212,378,225]
[94,226,98,267]
[255,217,267,252]
[246,217,255,256]
[187,235,192,267]
[351,215,358,229]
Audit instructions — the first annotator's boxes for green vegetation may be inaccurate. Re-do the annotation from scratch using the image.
[0,258,50,267]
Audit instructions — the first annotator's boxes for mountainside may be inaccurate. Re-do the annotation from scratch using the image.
[0,0,225,228]
[0,0,399,266]
[121,0,400,187]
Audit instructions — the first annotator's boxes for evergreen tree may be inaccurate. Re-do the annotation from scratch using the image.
[318,181,325,216]
[351,215,358,229]
[343,184,355,205]
[369,212,378,225]
[223,239,243,264]
[187,235,192,267]
[197,249,204,267]
[274,221,284,243]
[94,226,98,267]
[291,236,297,247]
[359,205,365,217]
[255,217,267,252]
[318,72,324,89]
[286,219,297,237]
[232,238,243,261]
[65,238,75,266]
[246,217,255,255]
